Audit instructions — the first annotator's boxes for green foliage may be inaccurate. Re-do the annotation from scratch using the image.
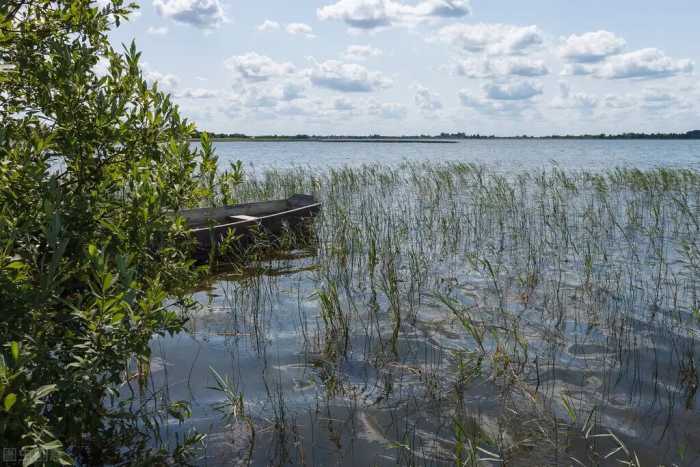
[0,0,239,463]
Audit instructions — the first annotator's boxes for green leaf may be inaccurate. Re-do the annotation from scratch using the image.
[3,393,17,411]
[33,384,57,400]
[102,272,114,292]
[561,395,577,423]
[40,441,62,450]
[55,451,73,466]
[7,260,25,270]
[10,341,20,361]
[22,448,41,467]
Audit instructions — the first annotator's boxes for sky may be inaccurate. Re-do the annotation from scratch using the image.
[105,0,700,136]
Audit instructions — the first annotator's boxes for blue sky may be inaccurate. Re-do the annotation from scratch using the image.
[106,0,700,135]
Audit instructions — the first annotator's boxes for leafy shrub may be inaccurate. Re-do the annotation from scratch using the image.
[0,0,238,463]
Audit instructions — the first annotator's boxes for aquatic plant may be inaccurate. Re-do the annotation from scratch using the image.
[183,162,700,465]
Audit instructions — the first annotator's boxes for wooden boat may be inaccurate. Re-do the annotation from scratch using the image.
[180,194,321,257]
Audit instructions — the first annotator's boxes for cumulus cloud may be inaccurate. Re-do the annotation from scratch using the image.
[595,48,693,79]
[602,94,636,110]
[549,82,598,111]
[153,0,226,29]
[558,30,693,80]
[560,31,626,63]
[146,26,169,35]
[142,65,179,91]
[369,101,407,119]
[639,88,692,110]
[560,63,594,76]
[333,97,356,111]
[457,79,541,116]
[177,88,219,99]
[483,81,543,100]
[458,90,527,114]
[454,57,548,78]
[458,90,492,110]
[257,20,280,31]
[436,23,543,55]
[224,53,296,82]
[241,88,278,109]
[414,85,442,111]
[286,22,316,38]
[308,60,392,92]
[343,45,383,61]
[317,0,470,30]
[275,82,307,101]
[561,48,693,79]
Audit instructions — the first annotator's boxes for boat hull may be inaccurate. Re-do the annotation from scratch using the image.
[182,194,320,259]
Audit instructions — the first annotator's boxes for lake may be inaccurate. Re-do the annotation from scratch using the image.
[134,141,700,466]
[210,139,700,172]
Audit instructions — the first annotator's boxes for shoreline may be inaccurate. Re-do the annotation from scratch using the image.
[191,137,700,143]
[191,138,459,143]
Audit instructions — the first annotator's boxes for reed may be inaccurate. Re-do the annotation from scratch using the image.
[170,162,700,465]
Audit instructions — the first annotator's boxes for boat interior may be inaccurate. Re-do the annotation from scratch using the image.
[180,194,317,229]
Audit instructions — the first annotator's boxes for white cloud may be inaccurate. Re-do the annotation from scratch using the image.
[177,88,219,99]
[436,23,543,55]
[639,88,692,110]
[334,97,356,111]
[414,85,442,111]
[257,20,280,31]
[317,0,471,30]
[451,59,490,78]
[561,48,693,79]
[602,94,636,110]
[457,79,541,115]
[343,45,383,61]
[146,26,169,35]
[369,101,407,119]
[308,60,392,92]
[458,90,527,114]
[153,0,226,29]
[560,31,626,63]
[242,88,278,109]
[560,63,594,76]
[483,81,543,100]
[549,82,598,111]
[458,90,492,110]
[454,57,548,78]
[224,53,296,82]
[504,58,549,77]
[275,82,307,101]
[142,64,179,91]
[595,48,693,79]
[286,22,316,38]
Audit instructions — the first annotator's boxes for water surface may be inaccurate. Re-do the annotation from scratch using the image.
[139,143,700,466]
[210,139,700,172]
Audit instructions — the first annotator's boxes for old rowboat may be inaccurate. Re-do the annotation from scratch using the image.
[181,194,321,257]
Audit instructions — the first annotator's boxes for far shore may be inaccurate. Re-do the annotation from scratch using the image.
[191,130,700,143]
[191,138,459,143]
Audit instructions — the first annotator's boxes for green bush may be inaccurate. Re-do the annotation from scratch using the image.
[0,0,236,463]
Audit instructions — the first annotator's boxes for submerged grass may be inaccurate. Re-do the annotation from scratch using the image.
[162,162,700,465]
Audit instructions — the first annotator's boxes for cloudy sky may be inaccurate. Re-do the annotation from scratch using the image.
[107,0,700,135]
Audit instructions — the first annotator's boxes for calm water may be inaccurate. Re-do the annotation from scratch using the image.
[135,141,700,466]
[210,139,700,172]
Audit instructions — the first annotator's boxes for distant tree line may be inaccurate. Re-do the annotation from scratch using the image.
[193,130,700,140]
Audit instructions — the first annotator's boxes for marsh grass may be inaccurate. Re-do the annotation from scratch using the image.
[157,162,700,465]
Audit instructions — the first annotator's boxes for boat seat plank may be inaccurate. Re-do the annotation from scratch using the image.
[230,214,259,221]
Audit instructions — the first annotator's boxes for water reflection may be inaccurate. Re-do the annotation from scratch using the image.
[142,164,699,466]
